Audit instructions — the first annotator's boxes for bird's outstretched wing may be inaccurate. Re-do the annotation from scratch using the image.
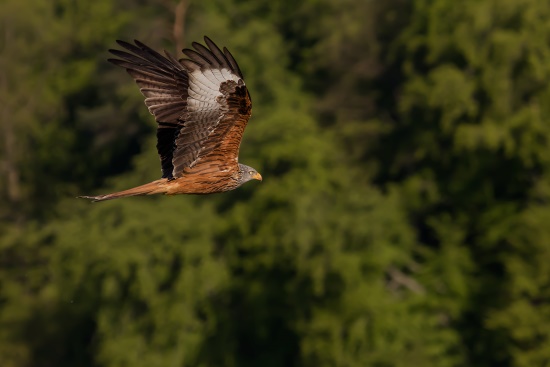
[108,36,252,179]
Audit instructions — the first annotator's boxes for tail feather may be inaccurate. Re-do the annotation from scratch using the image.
[78,180,167,202]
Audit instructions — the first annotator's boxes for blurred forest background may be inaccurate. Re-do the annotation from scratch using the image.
[1,0,550,366]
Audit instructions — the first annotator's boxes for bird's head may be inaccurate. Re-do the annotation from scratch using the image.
[238,164,262,184]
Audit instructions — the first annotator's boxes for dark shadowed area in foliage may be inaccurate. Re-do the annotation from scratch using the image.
[1,0,550,366]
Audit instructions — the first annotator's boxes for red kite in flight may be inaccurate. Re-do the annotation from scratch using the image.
[79,37,261,202]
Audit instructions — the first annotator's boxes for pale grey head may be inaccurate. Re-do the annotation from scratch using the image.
[237,163,262,186]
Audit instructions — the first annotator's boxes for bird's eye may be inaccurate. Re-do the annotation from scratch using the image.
[249,171,254,175]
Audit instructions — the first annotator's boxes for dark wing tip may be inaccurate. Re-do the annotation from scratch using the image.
[134,39,149,49]
[107,58,122,65]
[182,49,212,65]
[222,46,244,79]
[192,40,222,67]
[191,41,203,51]
[115,39,132,47]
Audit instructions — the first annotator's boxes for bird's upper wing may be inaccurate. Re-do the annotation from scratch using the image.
[108,36,251,179]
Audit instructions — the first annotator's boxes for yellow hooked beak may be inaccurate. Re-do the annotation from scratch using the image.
[252,172,263,181]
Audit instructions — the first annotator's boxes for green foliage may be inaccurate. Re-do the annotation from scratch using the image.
[305,0,550,365]
[392,2,550,366]
[2,0,550,366]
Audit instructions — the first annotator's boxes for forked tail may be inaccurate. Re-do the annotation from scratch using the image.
[78,179,167,202]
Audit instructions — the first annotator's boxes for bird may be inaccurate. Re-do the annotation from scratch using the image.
[79,36,261,202]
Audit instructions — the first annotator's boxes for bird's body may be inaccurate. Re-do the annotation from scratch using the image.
[79,36,261,202]
[84,163,259,201]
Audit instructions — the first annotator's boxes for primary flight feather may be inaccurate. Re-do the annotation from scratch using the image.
[79,36,261,202]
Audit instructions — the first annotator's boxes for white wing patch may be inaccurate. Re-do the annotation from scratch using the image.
[187,68,241,115]
[173,67,244,170]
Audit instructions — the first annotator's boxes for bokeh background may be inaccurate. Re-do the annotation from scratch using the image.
[2,0,550,366]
